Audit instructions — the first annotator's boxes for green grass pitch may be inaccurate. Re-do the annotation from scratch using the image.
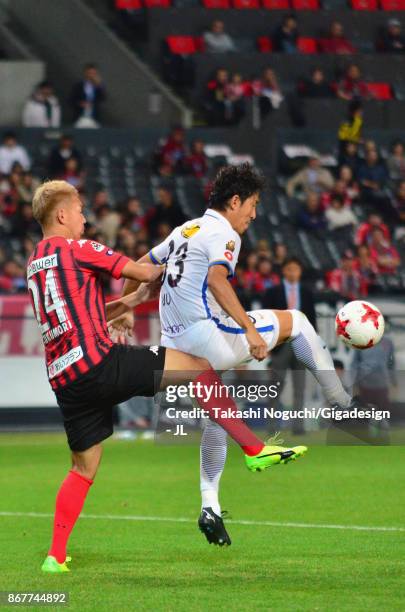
[1,433,405,611]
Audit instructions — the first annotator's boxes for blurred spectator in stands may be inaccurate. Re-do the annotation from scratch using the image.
[203,20,236,53]
[338,140,362,176]
[319,21,356,55]
[11,202,40,239]
[121,197,147,233]
[232,266,253,310]
[115,227,137,258]
[147,187,187,240]
[70,64,106,126]
[242,250,260,293]
[16,171,41,204]
[48,134,82,178]
[355,212,390,246]
[338,165,360,201]
[369,228,400,274]
[286,156,334,198]
[297,191,327,231]
[205,68,245,125]
[153,126,187,176]
[184,139,208,178]
[387,141,405,181]
[337,65,369,101]
[22,81,61,128]
[225,73,247,116]
[321,179,353,208]
[364,139,378,155]
[391,180,405,242]
[378,18,405,54]
[327,251,366,300]
[325,194,358,231]
[338,102,364,160]
[272,242,288,276]
[95,203,121,248]
[254,257,280,293]
[0,259,27,294]
[353,244,378,291]
[352,332,396,428]
[298,67,333,98]
[0,133,30,175]
[256,239,272,259]
[273,14,298,54]
[61,158,85,190]
[357,149,389,204]
[252,68,284,118]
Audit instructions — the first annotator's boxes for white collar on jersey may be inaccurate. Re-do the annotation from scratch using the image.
[203,208,234,232]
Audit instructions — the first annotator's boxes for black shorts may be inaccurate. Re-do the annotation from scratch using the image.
[55,344,166,452]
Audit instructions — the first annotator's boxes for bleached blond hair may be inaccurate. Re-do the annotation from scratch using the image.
[32,180,78,227]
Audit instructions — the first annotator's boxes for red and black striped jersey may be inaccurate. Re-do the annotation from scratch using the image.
[27,237,129,390]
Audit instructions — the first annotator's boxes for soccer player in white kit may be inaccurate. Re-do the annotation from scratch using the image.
[119,165,354,546]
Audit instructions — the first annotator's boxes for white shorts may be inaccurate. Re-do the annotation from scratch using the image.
[160,310,280,371]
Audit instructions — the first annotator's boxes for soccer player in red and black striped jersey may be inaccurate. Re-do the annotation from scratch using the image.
[29,180,283,573]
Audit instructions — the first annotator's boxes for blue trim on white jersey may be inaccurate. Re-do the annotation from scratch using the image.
[208,259,233,278]
[212,317,274,335]
[149,250,161,265]
[201,275,211,319]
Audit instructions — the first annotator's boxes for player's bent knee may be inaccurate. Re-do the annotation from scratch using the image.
[273,309,294,344]
[71,443,103,480]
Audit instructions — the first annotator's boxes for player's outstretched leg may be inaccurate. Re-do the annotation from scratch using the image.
[160,350,307,472]
[41,444,102,573]
[279,309,352,409]
[199,420,231,545]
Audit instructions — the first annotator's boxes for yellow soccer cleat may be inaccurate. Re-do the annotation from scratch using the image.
[245,444,307,472]
[41,555,71,573]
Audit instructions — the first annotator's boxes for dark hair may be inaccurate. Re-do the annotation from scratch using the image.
[333,359,344,370]
[208,163,265,211]
[331,193,344,205]
[282,256,303,269]
[3,131,16,141]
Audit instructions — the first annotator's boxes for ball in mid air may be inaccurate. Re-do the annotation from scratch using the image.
[335,300,385,349]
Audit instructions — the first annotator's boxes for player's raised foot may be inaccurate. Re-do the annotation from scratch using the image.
[41,555,71,573]
[245,444,307,472]
[198,507,231,546]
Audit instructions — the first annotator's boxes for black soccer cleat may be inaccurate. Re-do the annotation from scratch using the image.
[198,507,231,546]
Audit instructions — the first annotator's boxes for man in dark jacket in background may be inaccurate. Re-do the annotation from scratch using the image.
[262,257,317,434]
[70,64,106,125]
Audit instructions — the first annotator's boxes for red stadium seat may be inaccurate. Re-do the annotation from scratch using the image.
[380,0,405,9]
[257,36,273,52]
[194,36,206,52]
[292,0,319,8]
[233,0,260,7]
[351,0,378,9]
[262,0,290,8]
[115,0,142,8]
[202,0,231,6]
[144,0,171,5]
[166,36,197,54]
[297,37,318,53]
[366,82,393,99]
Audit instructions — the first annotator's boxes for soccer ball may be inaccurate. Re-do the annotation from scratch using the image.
[335,300,385,349]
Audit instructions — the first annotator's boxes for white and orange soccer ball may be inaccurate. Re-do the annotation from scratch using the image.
[335,300,385,349]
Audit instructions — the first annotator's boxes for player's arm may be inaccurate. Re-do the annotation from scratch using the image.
[207,264,268,361]
[121,253,154,297]
[120,258,163,284]
[105,277,161,322]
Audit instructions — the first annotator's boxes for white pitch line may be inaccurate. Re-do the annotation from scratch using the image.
[0,511,404,533]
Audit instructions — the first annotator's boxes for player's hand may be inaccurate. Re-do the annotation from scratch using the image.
[135,278,161,303]
[246,326,268,362]
[108,310,134,345]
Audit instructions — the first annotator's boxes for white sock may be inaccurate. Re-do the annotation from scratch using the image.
[200,420,227,516]
[288,309,351,408]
